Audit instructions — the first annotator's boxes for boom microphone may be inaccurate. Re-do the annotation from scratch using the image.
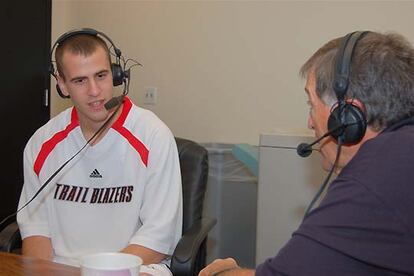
[297,124,344,157]
[105,95,125,110]
[296,142,315,158]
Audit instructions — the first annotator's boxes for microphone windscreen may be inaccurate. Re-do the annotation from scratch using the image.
[104,96,124,110]
[297,143,312,158]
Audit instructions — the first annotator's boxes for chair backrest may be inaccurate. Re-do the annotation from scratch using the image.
[175,137,209,233]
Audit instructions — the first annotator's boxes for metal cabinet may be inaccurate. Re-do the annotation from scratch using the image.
[256,133,326,264]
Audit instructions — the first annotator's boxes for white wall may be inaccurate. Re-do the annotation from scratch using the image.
[51,0,414,144]
[51,0,78,116]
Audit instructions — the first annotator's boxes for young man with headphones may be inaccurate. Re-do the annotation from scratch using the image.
[200,31,414,275]
[17,29,182,276]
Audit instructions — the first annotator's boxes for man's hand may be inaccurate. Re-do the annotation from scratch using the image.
[198,258,240,276]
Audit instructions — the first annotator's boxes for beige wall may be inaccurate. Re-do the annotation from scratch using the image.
[51,0,414,144]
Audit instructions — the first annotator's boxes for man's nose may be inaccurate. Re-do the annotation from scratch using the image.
[88,79,100,96]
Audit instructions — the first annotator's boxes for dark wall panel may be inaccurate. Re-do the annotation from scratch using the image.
[0,0,51,227]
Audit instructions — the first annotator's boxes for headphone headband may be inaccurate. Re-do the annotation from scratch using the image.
[50,28,127,98]
[333,31,369,100]
[51,28,122,61]
[327,31,369,145]
[56,28,98,43]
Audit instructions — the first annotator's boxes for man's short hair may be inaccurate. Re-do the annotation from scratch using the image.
[55,34,111,80]
[300,32,414,131]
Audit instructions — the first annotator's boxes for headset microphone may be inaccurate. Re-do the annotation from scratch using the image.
[296,143,313,158]
[297,124,345,157]
[105,95,125,111]
[297,133,329,157]
[50,28,130,99]
[299,31,369,218]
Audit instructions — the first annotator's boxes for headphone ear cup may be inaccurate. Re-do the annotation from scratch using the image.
[56,84,70,99]
[111,63,125,86]
[327,103,367,144]
[50,64,70,99]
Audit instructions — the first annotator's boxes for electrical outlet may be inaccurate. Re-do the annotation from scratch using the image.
[144,87,157,105]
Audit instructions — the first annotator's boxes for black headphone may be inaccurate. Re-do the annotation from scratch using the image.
[327,31,369,145]
[50,28,128,98]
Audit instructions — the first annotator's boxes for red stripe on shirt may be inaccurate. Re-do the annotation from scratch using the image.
[34,97,148,175]
[112,97,149,166]
[115,96,132,126]
[33,109,79,176]
[112,124,149,166]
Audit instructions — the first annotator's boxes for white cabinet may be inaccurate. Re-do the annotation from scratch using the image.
[256,133,326,265]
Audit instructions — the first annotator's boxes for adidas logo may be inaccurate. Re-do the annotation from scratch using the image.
[89,169,102,178]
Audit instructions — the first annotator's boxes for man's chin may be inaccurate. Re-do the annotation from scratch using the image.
[87,112,111,125]
[321,159,333,172]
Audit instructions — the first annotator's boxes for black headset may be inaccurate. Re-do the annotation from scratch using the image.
[50,28,128,98]
[327,31,369,145]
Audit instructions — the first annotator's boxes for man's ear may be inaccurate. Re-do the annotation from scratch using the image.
[56,75,70,98]
[346,98,366,113]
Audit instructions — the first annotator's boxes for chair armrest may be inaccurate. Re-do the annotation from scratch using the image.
[0,221,21,253]
[171,217,216,275]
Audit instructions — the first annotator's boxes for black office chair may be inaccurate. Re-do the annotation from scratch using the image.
[0,137,216,276]
[171,137,216,275]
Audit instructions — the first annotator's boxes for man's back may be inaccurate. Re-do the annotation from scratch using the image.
[256,124,414,275]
